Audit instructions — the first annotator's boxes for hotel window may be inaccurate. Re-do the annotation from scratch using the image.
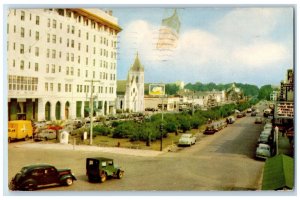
[67,39,69,47]
[47,49,50,58]
[36,16,40,25]
[21,11,25,20]
[14,25,16,33]
[13,60,15,67]
[93,71,95,78]
[59,51,62,58]
[59,66,61,72]
[77,56,80,64]
[67,53,69,61]
[52,20,57,28]
[51,65,55,73]
[78,29,81,37]
[50,83,53,91]
[47,34,50,43]
[85,70,88,78]
[85,57,88,65]
[52,35,56,43]
[20,60,24,70]
[58,83,61,92]
[77,69,80,76]
[66,67,69,75]
[52,50,56,58]
[77,85,79,92]
[93,59,95,66]
[45,83,48,91]
[71,26,75,34]
[93,35,96,42]
[69,84,71,92]
[86,32,89,40]
[21,27,24,37]
[35,63,39,71]
[65,84,68,92]
[59,37,62,44]
[20,44,24,54]
[35,47,39,56]
[100,72,102,79]
[78,43,81,51]
[71,53,74,62]
[46,64,49,73]
[71,40,74,48]
[67,25,70,33]
[71,67,74,75]
[35,31,39,40]
[86,45,88,53]
[47,19,50,27]
[80,85,82,92]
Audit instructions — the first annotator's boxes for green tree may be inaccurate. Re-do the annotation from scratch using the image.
[258,85,273,100]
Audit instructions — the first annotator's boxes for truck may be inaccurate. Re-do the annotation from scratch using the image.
[8,120,33,143]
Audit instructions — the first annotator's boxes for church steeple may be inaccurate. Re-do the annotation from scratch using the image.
[130,52,144,72]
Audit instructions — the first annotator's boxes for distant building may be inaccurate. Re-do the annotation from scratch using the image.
[175,81,185,90]
[7,8,121,121]
[116,53,144,113]
[225,83,244,102]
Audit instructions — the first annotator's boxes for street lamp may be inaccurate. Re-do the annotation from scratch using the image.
[85,80,100,145]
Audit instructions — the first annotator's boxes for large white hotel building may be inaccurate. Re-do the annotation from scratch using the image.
[7,8,121,121]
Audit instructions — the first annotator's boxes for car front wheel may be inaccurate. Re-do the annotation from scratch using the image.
[100,173,107,183]
[117,170,123,179]
[65,178,73,186]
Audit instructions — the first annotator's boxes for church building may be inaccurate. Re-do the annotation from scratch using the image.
[116,53,144,113]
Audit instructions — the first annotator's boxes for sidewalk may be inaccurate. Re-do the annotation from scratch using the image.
[278,133,293,157]
[14,142,165,157]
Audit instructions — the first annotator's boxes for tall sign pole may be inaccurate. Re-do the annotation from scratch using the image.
[85,80,100,145]
[149,84,165,151]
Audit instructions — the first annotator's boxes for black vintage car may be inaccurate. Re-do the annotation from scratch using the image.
[9,164,77,191]
[86,157,124,183]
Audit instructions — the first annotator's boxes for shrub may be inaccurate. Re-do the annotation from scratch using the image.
[93,125,111,136]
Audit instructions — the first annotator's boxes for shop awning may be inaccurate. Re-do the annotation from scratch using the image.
[262,154,294,190]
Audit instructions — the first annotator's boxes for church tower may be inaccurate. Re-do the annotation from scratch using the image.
[124,53,144,112]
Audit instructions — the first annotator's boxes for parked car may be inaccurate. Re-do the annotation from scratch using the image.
[246,108,252,113]
[9,164,76,191]
[236,112,244,118]
[257,134,271,144]
[204,125,217,135]
[178,134,196,146]
[34,129,56,141]
[86,157,124,183]
[255,117,263,124]
[251,111,257,116]
[255,143,271,159]
[227,116,235,124]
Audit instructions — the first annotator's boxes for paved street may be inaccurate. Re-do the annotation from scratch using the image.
[7,112,266,192]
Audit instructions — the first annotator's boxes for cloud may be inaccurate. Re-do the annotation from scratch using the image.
[214,8,283,42]
[231,42,289,67]
[119,8,292,85]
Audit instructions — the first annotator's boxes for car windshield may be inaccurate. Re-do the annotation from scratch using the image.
[260,146,270,150]
[181,135,191,138]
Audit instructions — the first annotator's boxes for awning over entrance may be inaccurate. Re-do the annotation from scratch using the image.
[262,154,294,190]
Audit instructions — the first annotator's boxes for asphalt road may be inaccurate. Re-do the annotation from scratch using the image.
[7,108,266,192]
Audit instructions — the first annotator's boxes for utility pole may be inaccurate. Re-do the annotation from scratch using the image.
[85,80,100,145]
[160,95,164,151]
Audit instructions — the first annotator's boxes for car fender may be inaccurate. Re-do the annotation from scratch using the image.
[20,179,38,190]
[60,174,77,182]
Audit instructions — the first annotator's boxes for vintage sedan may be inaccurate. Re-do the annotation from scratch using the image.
[256,143,271,159]
[255,117,263,124]
[9,164,76,191]
[34,129,56,141]
[178,134,196,146]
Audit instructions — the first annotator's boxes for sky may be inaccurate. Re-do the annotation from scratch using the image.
[108,6,294,87]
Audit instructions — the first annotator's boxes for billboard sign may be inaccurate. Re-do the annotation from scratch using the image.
[149,84,165,96]
[275,102,294,119]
